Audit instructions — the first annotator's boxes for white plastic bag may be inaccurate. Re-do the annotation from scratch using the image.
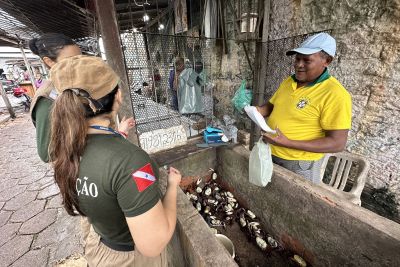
[249,137,273,187]
[244,105,276,134]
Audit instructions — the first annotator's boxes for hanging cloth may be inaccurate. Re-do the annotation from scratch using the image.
[178,68,204,114]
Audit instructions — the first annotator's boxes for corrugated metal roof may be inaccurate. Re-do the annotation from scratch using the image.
[0,0,95,47]
[115,0,170,31]
[0,0,172,48]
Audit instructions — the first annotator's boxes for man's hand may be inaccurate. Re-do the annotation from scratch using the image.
[262,128,291,147]
[256,102,274,117]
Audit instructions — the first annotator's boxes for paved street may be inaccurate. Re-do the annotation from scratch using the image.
[0,93,23,124]
[0,113,83,266]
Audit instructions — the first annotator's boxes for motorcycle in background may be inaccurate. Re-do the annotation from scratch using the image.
[12,84,31,111]
[12,83,32,111]
[1,79,15,93]
[0,79,31,111]
[13,86,27,97]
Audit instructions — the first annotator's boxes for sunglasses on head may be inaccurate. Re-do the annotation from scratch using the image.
[69,88,103,112]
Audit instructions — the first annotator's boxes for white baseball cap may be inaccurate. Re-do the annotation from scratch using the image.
[286,33,336,57]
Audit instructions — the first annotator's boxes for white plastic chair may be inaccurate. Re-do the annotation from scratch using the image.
[320,152,370,205]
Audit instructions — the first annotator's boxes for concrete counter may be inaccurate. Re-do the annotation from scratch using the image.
[154,145,238,267]
[152,142,399,266]
[217,145,400,266]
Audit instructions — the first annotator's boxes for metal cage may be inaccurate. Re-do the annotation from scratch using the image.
[121,31,215,145]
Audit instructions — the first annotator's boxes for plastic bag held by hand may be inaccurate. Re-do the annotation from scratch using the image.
[244,106,276,134]
[231,80,252,113]
[249,138,273,187]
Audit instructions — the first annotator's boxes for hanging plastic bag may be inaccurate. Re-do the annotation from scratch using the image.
[178,68,204,114]
[231,80,253,113]
[249,137,273,187]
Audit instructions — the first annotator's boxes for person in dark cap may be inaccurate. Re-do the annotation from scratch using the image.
[257,33,352,183]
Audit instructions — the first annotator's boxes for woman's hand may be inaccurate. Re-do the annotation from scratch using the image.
[167,167,181,187]
[118,116,136,136]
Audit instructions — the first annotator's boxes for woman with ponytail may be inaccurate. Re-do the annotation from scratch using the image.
[29,33,134,163]
[49,55,181,266]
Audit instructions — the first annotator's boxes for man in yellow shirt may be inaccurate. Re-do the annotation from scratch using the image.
[257,33,352,183]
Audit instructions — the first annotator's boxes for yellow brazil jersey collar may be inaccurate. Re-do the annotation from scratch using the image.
[291,68,331,88]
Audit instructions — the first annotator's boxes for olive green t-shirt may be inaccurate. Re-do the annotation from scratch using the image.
[31,98,52,163]
[78,134,161,246]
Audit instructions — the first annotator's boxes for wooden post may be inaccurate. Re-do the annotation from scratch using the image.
[250,0,270,149]
[0,82,16,119]
[94,0,138,145]
[19,46,37,92]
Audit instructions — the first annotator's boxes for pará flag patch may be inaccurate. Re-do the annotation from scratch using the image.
[132,163,156,192]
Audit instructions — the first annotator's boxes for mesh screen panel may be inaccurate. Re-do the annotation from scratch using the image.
[121,32,214,140]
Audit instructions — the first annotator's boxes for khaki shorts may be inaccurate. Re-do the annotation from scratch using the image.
[81,217,167,267]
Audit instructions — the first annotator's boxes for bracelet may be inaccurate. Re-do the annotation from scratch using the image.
[119,131,128,138]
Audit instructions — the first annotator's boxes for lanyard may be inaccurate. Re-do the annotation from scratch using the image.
[89,125,122,138]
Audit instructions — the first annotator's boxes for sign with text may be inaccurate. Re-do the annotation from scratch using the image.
[139,125,187,153]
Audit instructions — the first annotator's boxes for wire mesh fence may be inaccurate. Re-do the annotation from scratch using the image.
[121,32,214,141]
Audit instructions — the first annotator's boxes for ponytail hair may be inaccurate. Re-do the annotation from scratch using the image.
[49,87,119,216]
[49,90,87,216]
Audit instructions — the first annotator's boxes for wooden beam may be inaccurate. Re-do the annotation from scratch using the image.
[19,46,37,92]
[141,6,171,31]
[118,18,146,25]
[117,7,169,29]
[118,8,161,18]
[250,0,270,149]
[94,0,139,145]
[117,4,168,16]
[0,36,19,46]
[119,23,146,30]
[115,2,167,11]
[0,82,16,119]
